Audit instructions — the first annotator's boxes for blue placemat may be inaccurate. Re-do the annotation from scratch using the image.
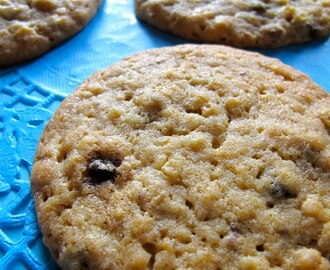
[0,1,329,269]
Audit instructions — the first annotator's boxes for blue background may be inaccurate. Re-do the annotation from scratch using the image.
[0,0,329,269]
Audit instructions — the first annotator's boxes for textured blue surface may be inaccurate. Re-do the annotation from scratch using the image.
[0,0,329,269]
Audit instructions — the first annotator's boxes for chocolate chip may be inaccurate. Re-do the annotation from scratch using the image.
[269,182,296,200]
[256,244,265,252]
[249,4,266,14]
[85,154,121,185]
[307,24,320,39]
[230,223,241,234]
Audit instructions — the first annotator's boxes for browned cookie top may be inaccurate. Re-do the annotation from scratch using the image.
[0,0,101,67]
[31,45,330,270]
[135,0,330,48]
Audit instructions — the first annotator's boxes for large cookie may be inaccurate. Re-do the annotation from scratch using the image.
[31,45,330,269]
[0,0,101,67]
[135,0,330,48]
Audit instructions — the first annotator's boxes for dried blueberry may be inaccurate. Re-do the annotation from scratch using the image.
[269,182,296,199]
[306,24,320,39]
[85,154,121,185]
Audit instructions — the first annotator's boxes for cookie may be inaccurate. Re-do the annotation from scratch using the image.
[31,44,330,269]
[135,0,330,48]
[0,0,102,67]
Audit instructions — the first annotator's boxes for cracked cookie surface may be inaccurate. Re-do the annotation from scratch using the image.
[31,44,330,270]
[135,0,330,48]
[0,0,101,67]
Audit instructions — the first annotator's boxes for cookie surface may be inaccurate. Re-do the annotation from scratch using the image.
[135,0,330,48]
[31,44,330,270]
[0,0,101,67]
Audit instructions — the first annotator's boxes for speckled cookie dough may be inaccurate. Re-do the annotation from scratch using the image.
[0,0,101,67]
[135,0,330,48]
[31,44,330,270]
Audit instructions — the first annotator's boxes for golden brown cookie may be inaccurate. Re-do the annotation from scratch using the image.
[135,0,330,48]
[0,0,102,67]
[31,44,330,269]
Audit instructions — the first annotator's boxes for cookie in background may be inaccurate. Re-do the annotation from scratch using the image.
[135,0,330,48]
[0,0,102,67]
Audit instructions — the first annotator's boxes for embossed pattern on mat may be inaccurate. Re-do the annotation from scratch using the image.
[0,71,64,269]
